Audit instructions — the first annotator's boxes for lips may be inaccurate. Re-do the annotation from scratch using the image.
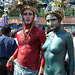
[51,25,53,27]
[26,20,30,21]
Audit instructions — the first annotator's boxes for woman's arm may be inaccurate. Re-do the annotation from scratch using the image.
[66,33,74,75]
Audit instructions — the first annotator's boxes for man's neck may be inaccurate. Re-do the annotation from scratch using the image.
[25,24,32,29]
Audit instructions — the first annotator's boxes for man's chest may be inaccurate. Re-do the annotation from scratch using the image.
[17,31,39,45]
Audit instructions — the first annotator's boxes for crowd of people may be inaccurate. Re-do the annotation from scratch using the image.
[0,25,17,75]
[0,0,75,75]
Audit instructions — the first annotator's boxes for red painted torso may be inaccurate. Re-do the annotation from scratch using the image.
[15,26,46,70]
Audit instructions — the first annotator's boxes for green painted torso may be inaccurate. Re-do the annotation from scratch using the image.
[42,27,74,75]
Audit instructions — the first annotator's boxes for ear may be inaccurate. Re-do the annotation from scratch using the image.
[58,18,62,23]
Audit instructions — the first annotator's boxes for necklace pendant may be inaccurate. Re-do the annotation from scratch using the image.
[24,40,27,44]
[51,33,55,38]
[25,29,29,33]
[24,38,27,44]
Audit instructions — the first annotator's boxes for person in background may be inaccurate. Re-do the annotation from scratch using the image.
[11,29,18,38]
[72,31,75,48]
[0,25,17,75]
[72,31,75,75]
[11,29,18,45]
[10,29,18,75]
[0,28,2,36]
[42,0,74,75]
[6,0,46,75]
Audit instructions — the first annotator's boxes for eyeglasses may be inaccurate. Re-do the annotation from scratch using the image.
[23,13,33,16]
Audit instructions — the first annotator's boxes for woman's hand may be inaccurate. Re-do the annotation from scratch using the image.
[38,67,44,75]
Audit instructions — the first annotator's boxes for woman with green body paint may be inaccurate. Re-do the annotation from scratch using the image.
[42,1,74,75]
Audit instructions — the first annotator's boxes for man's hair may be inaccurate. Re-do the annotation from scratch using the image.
[1,25,11,35]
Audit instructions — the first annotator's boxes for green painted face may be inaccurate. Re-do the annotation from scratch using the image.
[46,14,59,30]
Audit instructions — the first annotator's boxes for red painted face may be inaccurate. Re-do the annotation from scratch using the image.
[23,9,34,25]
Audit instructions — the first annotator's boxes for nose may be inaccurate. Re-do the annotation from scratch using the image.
[48,21,52,26]
[26,14,30,17]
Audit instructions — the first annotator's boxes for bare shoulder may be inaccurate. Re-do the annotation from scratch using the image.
[16,30,23,35]
[63,30,72,40]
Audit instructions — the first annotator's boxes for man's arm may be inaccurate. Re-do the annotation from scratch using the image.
[6,48,18,70]
[38,30,46,75]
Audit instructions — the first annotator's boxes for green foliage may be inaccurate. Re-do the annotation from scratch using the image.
[0,7,75,18]
[65,7,75,16]
[37,8,45,17]
[0,9,21,17]
[0,10,4,17]
[37,7,75,17]
[7,9,21,17]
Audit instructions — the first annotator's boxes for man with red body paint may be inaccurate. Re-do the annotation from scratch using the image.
[6,0,46,75]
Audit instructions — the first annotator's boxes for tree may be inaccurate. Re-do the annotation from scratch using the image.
[7,9,20,17]
[65,7,75,16]
[37,8,45,17]
[0,10,4,17]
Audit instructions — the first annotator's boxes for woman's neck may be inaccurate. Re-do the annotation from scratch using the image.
[53,26,62,33]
